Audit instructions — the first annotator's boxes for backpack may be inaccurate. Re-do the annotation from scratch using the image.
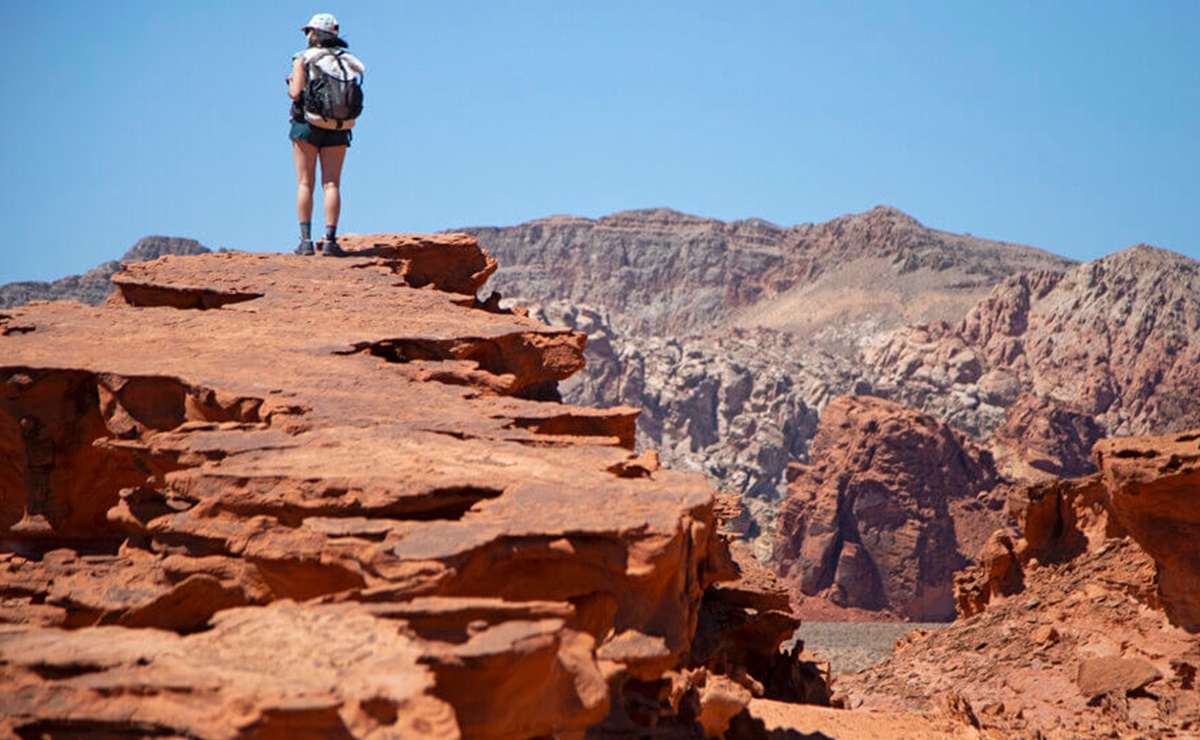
[303,50,364,130]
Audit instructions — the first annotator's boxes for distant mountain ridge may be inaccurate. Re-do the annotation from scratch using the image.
[464,205,1076,354]
[0,237,210,309]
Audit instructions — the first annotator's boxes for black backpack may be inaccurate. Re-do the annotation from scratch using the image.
[303,50,364,129]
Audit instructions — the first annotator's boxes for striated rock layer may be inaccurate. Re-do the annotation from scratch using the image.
[844,429,1200,738]
[0,235,821,739]
[1096,431,1200,631]
[11,213,1200,629]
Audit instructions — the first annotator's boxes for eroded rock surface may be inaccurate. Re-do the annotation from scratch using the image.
[477,206,1071,518]
[0,237,820,738]
[10,213,1199,633]
[844,428,1200,738]
[850,539,1200,738]
[773,396,1004,621]
[1097,430,1200,631]
[864,245,1200,480]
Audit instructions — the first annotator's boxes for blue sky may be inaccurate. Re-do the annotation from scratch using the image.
[3,1,1198,283]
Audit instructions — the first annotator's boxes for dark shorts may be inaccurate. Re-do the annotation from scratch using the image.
[289,120,352,149]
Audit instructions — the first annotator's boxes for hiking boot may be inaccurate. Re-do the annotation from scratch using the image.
[294,238,315,256]
[320,238,346,257]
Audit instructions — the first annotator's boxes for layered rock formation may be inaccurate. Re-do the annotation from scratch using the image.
[525,304,842,558]
[845,429,1200,737]
[473,207,1077,568]
[863,245,1200,479]
[0,210,1092,547]
[473,211,1196,464]
[1099,431,1200,631]
[774,396,1004,621]
[9,210,1199,626]
[0,237,823,738]
[981,428,1200,632]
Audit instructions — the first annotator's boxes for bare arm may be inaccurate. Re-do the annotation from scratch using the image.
[287,56,306,100]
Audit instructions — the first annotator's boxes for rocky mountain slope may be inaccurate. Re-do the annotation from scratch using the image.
[843,428,1200,738]
[863,244,1200,479]
[0,236,841,738]
[466,208,1200,618]
[5,224,1195,736]
[473,206,1075,509]
[0,236,210,308]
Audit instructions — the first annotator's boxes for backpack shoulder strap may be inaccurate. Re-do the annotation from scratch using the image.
[329,49,352,79]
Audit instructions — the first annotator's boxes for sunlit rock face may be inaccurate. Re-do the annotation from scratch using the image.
[0,237,821,738]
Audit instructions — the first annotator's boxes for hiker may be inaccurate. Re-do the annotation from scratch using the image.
[287,13,365,257]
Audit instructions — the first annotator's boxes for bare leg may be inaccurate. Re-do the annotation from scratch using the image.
[293,140,318,223]
[318,145,348,228]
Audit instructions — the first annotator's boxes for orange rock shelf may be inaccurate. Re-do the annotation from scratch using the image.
[0,237,806,738]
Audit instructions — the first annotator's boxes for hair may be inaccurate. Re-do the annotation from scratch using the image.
[306,28,348,48]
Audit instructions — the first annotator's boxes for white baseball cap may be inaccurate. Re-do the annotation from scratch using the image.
[302,13,338,33]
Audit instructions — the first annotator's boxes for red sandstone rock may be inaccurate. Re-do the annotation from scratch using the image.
[1007,474,1121,564]
[1076,656,1162,699]
[696,672,752,737]
[737,698,993,739]
[774,395,1003,620]
[851,427,1200,737]
[0,600,461,739]
[847,536,1199,738]
[0,239,820,737]
[953,530,1023,619]
[959,428,1200,632]
[988,391,1106,480]
[333,232,498,295]
[1096,430,1200,631]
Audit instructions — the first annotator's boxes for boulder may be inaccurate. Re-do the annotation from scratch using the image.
[1098,430,1200,631]
[774,395,1003,620]
[1076,657,1162,699]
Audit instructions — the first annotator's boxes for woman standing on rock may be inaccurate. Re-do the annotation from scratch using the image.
[287,13,365,257]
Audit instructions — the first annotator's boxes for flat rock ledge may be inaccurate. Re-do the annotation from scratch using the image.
[0,236,820,738]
